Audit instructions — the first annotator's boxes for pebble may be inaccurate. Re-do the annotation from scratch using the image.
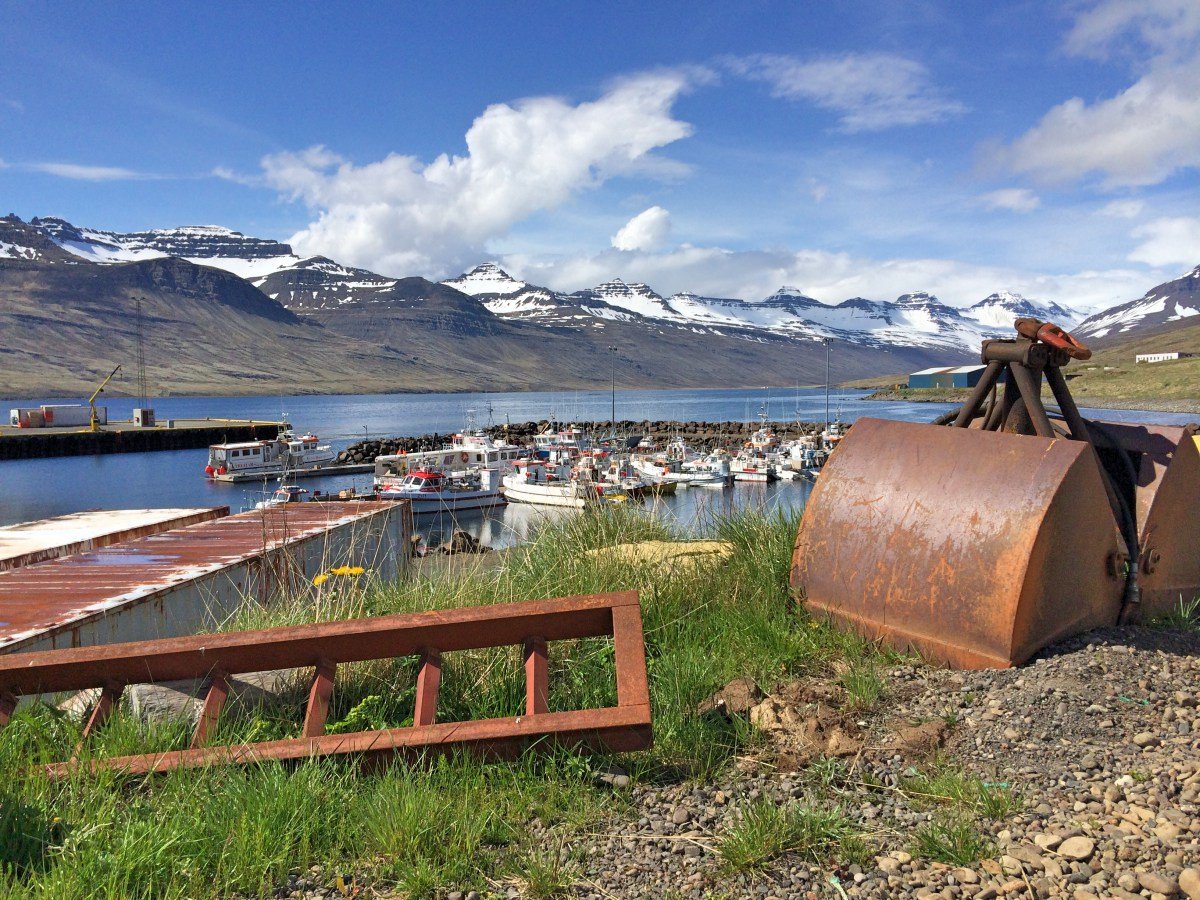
[1057,836,1095,861]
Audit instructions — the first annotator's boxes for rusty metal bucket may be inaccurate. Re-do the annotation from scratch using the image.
[791,417,1127,668]
[1087,422,1200,619]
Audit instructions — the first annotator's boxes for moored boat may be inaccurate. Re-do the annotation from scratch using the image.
[205,427,336,482]
[377,467,506,514]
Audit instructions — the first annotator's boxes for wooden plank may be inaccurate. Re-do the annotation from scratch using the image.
[413,648,441,727]
[302,659,336,738]
[524,637,549,716]
[0,690,17,729]
[611,601,651,709]
[190,672,230,748]
[44,704,654,777]
[80,682,122,740]
[0,592,636,695]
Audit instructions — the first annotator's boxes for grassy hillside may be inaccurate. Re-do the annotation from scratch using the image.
[1061,322,1200,407]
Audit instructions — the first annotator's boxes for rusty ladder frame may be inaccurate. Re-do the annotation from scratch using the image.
[0,591,651,777]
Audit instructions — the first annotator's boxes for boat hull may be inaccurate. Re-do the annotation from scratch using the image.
[377,490,507,514]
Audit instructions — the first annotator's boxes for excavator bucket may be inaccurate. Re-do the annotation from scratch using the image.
[791,417,1127,669]
[1088,422,1200,619]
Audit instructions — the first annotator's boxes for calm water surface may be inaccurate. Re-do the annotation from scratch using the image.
[2,387,1193,546]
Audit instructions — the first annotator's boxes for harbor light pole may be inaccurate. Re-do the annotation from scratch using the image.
[824,339,831,430]
[608,345,618,436]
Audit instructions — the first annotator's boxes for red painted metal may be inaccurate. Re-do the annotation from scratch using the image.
[524,637,549,716]
[191,673,230,748]
[413,649,441,727]
[0,591,652,776]
[792,418,1126,669]
[0,502,403,653]
[302,659,337,738]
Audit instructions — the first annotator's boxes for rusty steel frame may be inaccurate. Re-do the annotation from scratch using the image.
[0,591,651,777]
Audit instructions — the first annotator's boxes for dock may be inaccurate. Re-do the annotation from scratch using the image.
[0,418,285,460]
[0,508,227,572]
[0,501,410,655]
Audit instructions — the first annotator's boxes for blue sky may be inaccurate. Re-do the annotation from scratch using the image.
[2,1,1198,310]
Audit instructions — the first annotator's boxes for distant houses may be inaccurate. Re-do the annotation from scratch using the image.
[907,364,999,389]
[1135,352,1195,364]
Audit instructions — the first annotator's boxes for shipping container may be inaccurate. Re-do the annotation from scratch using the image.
[40,404,103,427]
[9,408,44,428]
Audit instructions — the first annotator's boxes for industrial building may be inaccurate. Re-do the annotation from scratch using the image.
[1135,352,1195,364]
[907,364,1001,389]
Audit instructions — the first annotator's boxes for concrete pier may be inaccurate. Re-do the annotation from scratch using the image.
[0,418,284,460]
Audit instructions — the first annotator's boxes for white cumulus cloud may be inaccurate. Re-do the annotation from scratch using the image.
[1128,216,1200,266]
[261,70,702,277]
[980,188,1041,213]
[612,206,671,251]
[1097,198,1145,218]
[993,2,1200,187]
[728,52,966,132]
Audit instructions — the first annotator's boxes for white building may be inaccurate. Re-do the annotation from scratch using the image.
[1135,352,1195,364]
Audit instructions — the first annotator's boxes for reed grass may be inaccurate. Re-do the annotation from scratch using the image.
[0,505,889,899]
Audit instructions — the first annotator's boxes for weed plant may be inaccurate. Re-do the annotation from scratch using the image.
[0,505,891,898]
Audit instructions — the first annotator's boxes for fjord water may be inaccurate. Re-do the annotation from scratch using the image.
[1,387,1193,546]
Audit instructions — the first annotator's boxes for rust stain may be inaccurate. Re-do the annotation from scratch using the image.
[0,503,403,652]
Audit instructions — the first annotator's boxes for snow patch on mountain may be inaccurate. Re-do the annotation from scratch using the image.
[1076,265,1200,340]
[443,262,527,296]
[968,291,1077,330]
[30,216,301,280]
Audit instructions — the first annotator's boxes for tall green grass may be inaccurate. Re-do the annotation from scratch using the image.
[0,505,889,898]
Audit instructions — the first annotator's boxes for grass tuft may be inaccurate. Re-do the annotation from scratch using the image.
[717,797,853,872]
[911,815,995,865]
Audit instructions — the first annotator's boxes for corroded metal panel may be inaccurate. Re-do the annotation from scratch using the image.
[0,502,409,654]
[791,418,1126,669]
[1090,422,1200,619]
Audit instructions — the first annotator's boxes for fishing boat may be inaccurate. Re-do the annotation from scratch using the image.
[372,427,526,486]
[730,453,775,482]
[377,468,506,514]
[253,484,308,509]
[205,427,336,482]
[502,458,627,508]
[631,454,727,488]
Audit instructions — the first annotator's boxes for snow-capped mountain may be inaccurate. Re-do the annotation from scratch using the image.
[1075,266,1200,344]
[29,216,301,279]
[5,215,1090,356]
[440,264,1079,354]
[968,291,1075,330]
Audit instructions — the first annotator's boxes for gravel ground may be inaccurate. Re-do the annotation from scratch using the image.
[560,626,1199,899]
[278,625,1200,899]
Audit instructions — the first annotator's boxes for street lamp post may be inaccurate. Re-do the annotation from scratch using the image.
[608,345,618,437]
[824,340,831,430]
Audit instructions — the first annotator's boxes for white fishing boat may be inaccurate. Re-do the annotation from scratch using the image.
[205,427,336,482]
[632,454,728,488]
[730,454,774,482]
[502,458,627,508]
[377,467,506,514]
[372,427,526,486]
[253,484,308,509]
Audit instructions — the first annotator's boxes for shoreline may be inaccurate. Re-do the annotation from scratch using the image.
[865,388,1200,415]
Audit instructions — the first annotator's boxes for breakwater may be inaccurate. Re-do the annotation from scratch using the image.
[334,419,827,464]
[0,420,284,460]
